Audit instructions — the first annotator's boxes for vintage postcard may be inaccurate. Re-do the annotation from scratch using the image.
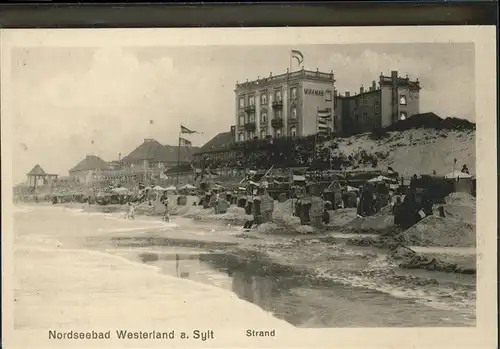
[1,27,497,349]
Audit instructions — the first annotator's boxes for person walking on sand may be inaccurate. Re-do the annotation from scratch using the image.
[126,202,135,220]
[160,190,170,222]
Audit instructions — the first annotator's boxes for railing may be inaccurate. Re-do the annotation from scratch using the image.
[244,122,256,132]
[235,69,335,88]
[244,105,256,113]
[272,100,283,109]
[271,118,284,129]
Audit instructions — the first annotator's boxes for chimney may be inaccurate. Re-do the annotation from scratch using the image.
[372,80,376,90]
[391,70,398,85]
[230,125,236,137]
[118,153,122,161]
[345,91,350,97]
[333,90,338,97]
[360,85,364,94]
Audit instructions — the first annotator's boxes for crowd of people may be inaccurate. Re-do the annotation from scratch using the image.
[198,135,353,172]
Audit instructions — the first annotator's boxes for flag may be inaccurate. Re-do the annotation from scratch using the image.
[179,137,192,147]
[291,49,304,65]
[181,125,197,134]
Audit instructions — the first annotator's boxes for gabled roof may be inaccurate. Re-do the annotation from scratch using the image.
[69,155,110,173]
[27,164,46,176]
[195,132,234,154]
[122,138,199,163]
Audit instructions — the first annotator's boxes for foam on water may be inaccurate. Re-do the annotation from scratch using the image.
[12,204,475,328]
[313,258,475,320]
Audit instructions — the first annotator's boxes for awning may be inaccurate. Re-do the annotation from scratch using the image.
[444,171,472,179]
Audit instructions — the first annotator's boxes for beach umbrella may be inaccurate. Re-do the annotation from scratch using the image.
[152,185,165,191]
[111,187,129,194]
[293,175,306,182]
[180,184,196,190]
[165,185,177,191]
[444,171,472,179]
[368,175,392,183]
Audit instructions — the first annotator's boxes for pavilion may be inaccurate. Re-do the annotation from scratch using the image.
[26,164,58,188]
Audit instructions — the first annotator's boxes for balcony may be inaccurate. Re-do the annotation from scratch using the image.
[244,105,256,113]
[272,100,283,109]
[271,118,284,129]
[244,122,256,132]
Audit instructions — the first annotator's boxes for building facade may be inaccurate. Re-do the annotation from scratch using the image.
[334,70,421,135]
[192,127,239,166]
[234,68,336,142]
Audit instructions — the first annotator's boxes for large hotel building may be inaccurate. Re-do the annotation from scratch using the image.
[335,70,421,135]
[232,68,420,142]
[193,69,421,164]
[234,68,336,142]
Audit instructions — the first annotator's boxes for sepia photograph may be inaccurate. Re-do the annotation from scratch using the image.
[1,27,497,349]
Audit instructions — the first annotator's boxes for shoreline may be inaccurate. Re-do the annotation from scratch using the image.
[22,201,477,276]
[14,202,476,323]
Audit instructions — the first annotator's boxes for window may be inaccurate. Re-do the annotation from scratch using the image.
[400,111,407,120]
[249,113,255,123]
[260,130,266,139]
[291,107,297,119]
[238,132,244,141]
[239,115,245,126]
[291,87,297,100]
[261,112,267,124]
[275,110,282,119]
[363,112,368,120]
[261,93,268,105]
[325,90,332,101]
[275,129,281,138]
[400,95,407,105]
[275,90,282,101]
[248,131,255,139]
[249,96,255,106]
[290,126,297,137]
[239,97,245,108]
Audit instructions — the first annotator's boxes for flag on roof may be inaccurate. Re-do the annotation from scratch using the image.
[181,125,197,134]
[291,49,304,65]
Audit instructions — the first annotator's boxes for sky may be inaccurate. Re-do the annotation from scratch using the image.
[10,43,474,183]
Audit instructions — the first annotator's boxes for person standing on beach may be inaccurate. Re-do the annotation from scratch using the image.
[127,202,135,220]
[160,190,170,222]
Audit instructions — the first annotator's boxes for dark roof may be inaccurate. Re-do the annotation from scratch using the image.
[195,132,234,154]
[385,112,476,132]
[27,164,46,176]
[69,155,110,172]
[122,138,199,163]
[165,163,193,174]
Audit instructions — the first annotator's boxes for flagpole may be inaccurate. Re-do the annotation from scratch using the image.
[289,48,292,73]
[176,131,181,186]
[314,106,318,163]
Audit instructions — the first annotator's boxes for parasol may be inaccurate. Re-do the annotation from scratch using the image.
[444,171,472,179]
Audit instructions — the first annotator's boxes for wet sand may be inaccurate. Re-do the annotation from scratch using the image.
[12,205,476,330]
